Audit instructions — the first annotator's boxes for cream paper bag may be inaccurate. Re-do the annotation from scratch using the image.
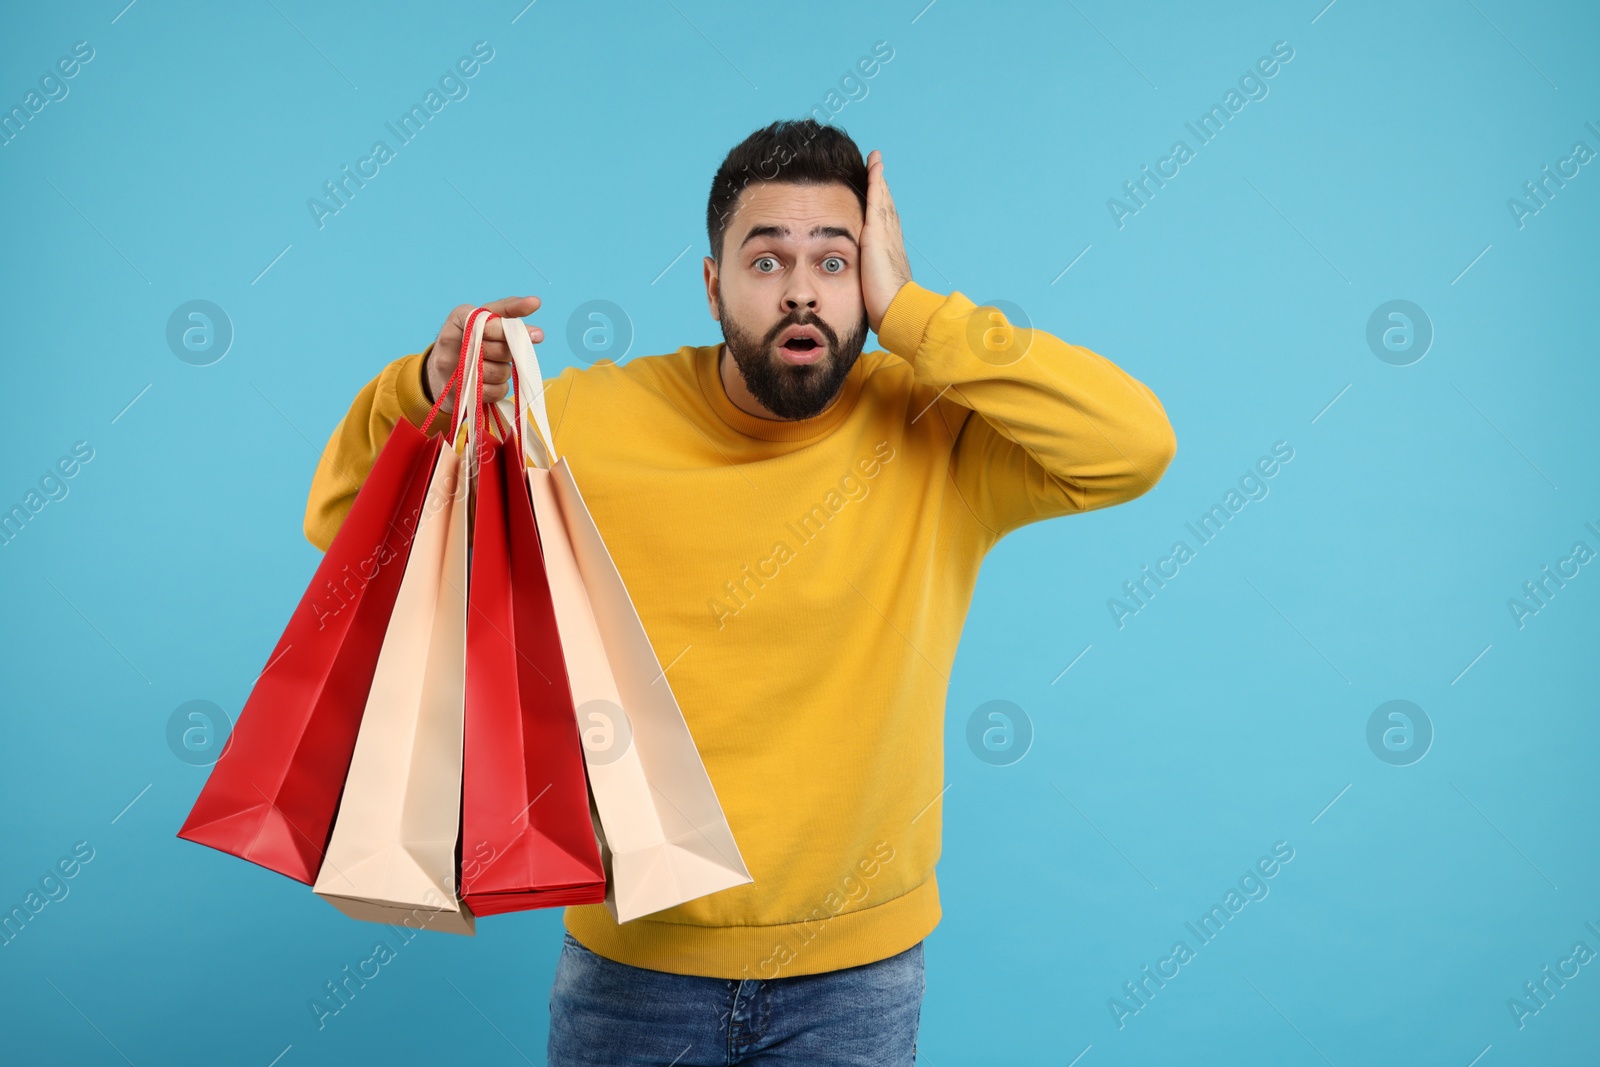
[312,309,498,936]
[500,316,754,924]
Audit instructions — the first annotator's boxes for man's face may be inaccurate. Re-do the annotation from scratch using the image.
[705,181,869,420]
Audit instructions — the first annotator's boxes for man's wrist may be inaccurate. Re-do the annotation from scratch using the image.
[419,343,435,403]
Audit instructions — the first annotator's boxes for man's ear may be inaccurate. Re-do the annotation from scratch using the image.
[703,256,721,321]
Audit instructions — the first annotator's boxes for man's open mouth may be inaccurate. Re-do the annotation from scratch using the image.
[776,324,827,361]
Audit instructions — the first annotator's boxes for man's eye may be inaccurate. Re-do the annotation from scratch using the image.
[821,257,846,273]
[754,256,779,272]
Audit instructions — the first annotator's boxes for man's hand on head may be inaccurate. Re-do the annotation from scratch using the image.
[860,149,913,335]
[423,296,544,411]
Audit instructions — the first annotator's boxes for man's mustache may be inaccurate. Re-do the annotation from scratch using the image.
[762,311,839,352]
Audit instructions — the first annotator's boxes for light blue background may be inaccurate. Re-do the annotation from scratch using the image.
[2,1,1597,1063]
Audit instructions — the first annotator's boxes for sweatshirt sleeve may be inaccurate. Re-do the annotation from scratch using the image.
[302,345,574,551]
[876,281,1177,539]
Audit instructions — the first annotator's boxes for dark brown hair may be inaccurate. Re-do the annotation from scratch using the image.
[706,119,868,262]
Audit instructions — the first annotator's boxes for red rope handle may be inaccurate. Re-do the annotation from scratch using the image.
[418,308,513,453]
[420,306,493,438]
[419,357,463,437]
[473,310,506,450]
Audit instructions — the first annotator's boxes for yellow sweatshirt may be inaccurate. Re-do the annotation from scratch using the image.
[304,281,1176,979]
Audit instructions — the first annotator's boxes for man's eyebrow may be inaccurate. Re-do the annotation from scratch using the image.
[737,224,860,250]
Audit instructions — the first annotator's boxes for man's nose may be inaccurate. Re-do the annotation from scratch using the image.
[782,282,817,313]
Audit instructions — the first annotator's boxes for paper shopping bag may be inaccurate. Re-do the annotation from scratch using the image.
[501,315,754,924]
[311,309,497,935]
[458,412,606,916]
[177,399,443,885]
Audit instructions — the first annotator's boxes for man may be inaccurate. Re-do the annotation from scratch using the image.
[305,118,1176,1065]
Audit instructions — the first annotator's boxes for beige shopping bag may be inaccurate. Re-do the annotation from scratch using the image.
[501,316,754,924]
[311,309,498,936]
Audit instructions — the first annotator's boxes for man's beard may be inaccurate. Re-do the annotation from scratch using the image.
[717,302,868,420]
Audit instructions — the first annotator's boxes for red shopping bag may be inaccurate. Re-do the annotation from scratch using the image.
[460,346,606,915]
[178,367,466,885]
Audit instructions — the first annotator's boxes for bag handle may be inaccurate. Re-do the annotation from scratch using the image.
[470,312,517,446]
[464,310,512,444]
[486,397,510,440]
[419,352,465,439]
[500,316,555,470]
[418,307,493,443]
[453,307,494,482]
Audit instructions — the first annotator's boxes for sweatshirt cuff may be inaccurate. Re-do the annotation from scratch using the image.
[397,348,444,434]
[876,280,946,364]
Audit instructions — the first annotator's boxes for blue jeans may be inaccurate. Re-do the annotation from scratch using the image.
[547,931,925,1065]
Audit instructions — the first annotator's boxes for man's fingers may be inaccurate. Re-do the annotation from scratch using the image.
[440,300,544,383]
[484,317,537,340]
[485,295,541,317]
[486,317,546,347]
[452,299,533,337]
